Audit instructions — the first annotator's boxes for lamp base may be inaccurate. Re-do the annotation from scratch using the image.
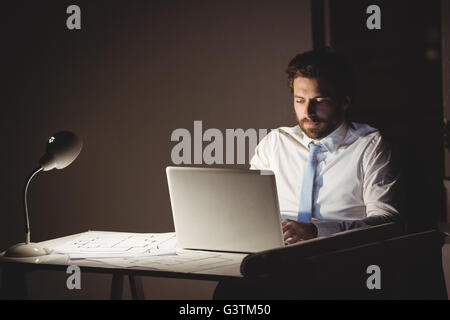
[4,242,47,257]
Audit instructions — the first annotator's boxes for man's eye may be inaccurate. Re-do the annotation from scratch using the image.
[316,98,331,103]
[296,100,305,104]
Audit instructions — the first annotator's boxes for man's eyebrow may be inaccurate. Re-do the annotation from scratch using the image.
[294,95,330,99]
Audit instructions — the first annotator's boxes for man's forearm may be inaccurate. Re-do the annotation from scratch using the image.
[312,214,399,237]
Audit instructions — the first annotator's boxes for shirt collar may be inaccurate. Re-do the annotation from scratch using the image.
[298,121,348,153]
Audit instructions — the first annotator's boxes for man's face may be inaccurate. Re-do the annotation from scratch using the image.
[293,76,348,140]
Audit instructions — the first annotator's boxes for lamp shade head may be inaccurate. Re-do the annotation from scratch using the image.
[39,131,83,171]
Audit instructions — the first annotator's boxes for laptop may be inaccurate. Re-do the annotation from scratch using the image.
[166,166,285,253]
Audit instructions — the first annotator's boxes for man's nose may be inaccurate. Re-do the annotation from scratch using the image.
[305,99,317,117]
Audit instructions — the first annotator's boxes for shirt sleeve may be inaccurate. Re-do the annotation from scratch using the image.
[249,130,276,170]
[312,133,401,237]
[362,133,400,220]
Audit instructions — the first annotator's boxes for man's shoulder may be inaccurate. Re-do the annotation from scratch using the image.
[346,122,381,144]
[345,122,393,161]
[259,124,300,142]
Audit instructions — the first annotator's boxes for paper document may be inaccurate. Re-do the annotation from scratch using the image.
[43,231,246,277]
[46,231,177,259]
[85,249,246,276]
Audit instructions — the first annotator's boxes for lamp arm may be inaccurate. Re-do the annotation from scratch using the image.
[24,167,43,244]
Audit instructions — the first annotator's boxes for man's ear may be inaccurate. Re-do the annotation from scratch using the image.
[342,96,351,110]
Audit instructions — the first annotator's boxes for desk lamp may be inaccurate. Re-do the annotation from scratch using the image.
[5,131,83,257]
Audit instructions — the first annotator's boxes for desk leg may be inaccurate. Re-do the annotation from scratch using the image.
[129,275,145,300]
[110,273,124,300]
[0,265,28,299]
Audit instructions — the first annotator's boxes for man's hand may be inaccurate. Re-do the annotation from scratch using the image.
[282,219,318,244]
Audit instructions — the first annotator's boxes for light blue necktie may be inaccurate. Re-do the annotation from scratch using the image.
[297,142,321,222]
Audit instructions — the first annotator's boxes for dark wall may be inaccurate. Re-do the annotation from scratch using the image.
[442,0,450,224]
[2,1,312,299]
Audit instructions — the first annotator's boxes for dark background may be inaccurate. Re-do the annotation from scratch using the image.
[1,0,446,299]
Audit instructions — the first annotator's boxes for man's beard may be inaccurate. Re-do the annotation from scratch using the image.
[298,117,341,140]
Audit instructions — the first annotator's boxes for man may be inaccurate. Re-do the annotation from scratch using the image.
[250,48,400,244]
[213,48,401,299]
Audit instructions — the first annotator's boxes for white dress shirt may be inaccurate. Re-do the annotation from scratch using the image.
[250,121,400,236]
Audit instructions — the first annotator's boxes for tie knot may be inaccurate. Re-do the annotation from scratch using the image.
[309,141,322,153]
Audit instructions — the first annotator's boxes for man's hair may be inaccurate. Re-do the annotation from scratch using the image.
[286,47,355,104]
